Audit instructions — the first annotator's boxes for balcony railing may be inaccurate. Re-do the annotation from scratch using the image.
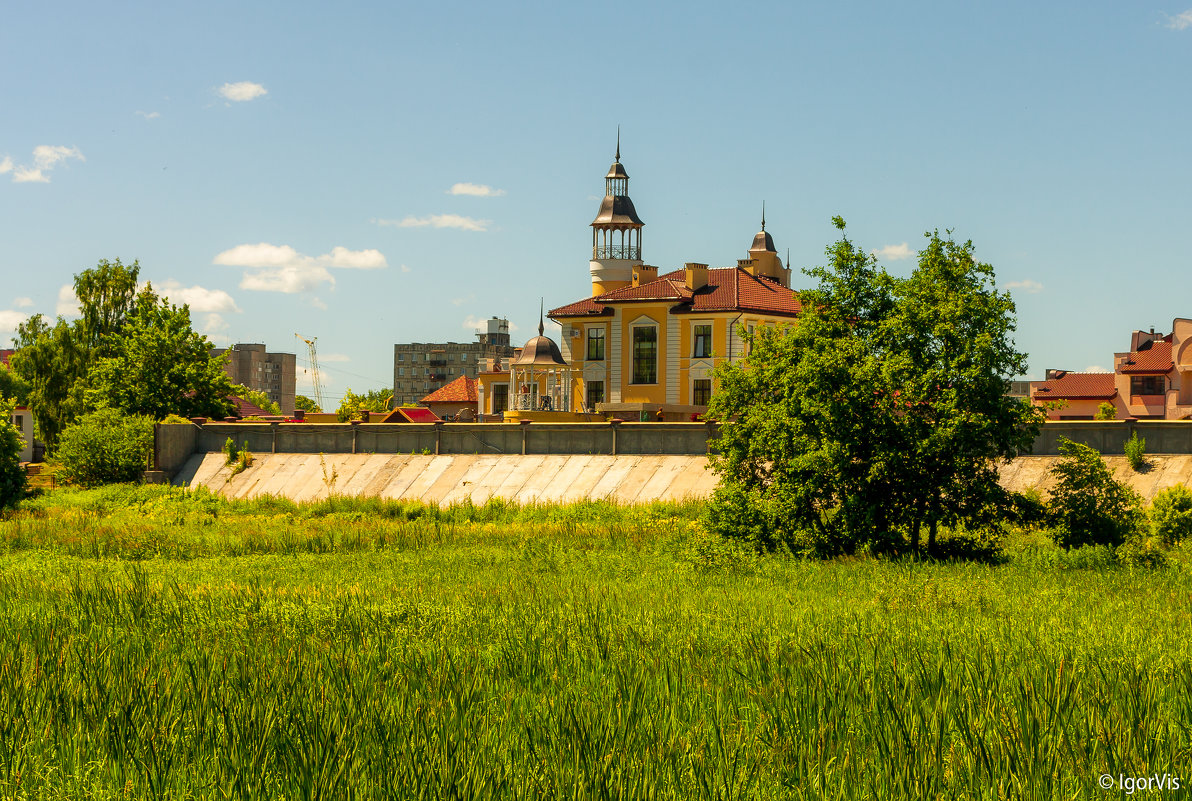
[592,245,641,261]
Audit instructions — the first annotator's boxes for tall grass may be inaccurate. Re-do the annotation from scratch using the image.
[0,485,1188,798]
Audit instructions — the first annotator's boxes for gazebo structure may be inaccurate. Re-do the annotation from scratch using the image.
[497,313,603,422]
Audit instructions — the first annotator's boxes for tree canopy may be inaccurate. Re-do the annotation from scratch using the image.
[10,260,234,447]
[708,219,1041,556]
[85,286,234,421]
[336,388,394,422]
[293,395,322,414]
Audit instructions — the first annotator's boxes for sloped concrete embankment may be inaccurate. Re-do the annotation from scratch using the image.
[174,453,721,505]
[175,453,1192,505]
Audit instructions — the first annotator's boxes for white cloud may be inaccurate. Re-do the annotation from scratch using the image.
[322,246,386,269]
[375,214,491,232]
[400,264,412,273]
[449,182,506,197]
[1084,365,1111,373]
[214,242,387,293]
[1167,10,1192,29]
[13,167,48,183]
[136,110,161,120]
[452,293,476,307]
[219,81,267,102]
[872,243,915,260]
[321,353,350,363]
[200,313,229,336]
[156,281,242,313]
[1004,279,1044,294]
[13,297,32,308]
[0,311,28,332]
[310,297,328,310]
[56,285,79,317]
[9,145,83,184]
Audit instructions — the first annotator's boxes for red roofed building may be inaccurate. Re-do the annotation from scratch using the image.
[0,350,14,368]
[417,376,477,420]
[1030,321,1192,419]
[477,142,802,421]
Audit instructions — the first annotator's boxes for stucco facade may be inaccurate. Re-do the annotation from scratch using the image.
[1031,319,1192,420]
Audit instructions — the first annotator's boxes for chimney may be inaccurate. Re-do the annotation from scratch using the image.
[684,262,708,291]
[738,258,757,276]
[632,264,658,287]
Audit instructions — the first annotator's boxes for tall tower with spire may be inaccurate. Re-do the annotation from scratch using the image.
[589,130,644,296]
[744,202,791,288]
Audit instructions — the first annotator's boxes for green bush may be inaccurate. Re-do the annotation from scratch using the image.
[0,396,27,509]
[1124,431,1147,471]
[1094,401,1117,420]
[1149,485,1192,546]
[1048,437,1142,549]
[56,409,154,488]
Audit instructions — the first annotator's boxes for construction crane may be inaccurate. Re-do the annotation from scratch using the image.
[295,333,325,410]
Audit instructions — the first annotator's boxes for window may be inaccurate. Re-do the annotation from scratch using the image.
[397,353,404,361]
[693,324,712,358]
[693,379,712,406]
[586,381,605,410]
[492,384,509,413]
[632,326,657,384]
[1131,375,1165,395]
[587,328,605,361]
[398,367,405,376]
[12,415,23,431]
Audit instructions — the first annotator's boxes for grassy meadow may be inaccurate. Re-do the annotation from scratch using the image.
[0,485,1188,799]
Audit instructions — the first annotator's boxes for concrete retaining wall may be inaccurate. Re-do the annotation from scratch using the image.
[175,452,721,505]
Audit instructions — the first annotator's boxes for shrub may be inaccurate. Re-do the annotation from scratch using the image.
[1124,431,1147,471]
[0,396,27,509]
[1048,437,1142,549]
[1150,485,1192,546]
[56,409,154,488]
[159,413,191,424]
[1094,401,1117,420]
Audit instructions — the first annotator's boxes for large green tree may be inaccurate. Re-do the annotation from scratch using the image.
[0,396,27,508]
[9,259,141,449]
[708,219,1040,556]
[85,286,234,420]
[336,388,394,422]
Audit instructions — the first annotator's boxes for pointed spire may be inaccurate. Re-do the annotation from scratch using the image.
[786,248,790,268]
[761,201,766,232]
[538,298,544,336]
[615,126,621,163]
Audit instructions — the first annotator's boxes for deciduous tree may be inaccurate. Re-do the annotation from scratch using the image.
[708,219,1041,556]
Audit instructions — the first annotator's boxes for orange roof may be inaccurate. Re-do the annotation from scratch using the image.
[0,349,13,367]
[419,376,477,404]
[1119,340,1173,374]
[1032,372,1117,400]
[549,267,802,319]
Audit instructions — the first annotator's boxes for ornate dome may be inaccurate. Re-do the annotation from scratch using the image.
[512,319,568,367]
[750,230,776,253]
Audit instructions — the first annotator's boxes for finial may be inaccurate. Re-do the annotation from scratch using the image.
[538,298,544,336]
[615,126,621,163]
[786,248,790,269]
[761,201,766,232]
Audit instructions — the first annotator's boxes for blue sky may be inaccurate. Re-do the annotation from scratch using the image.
[3,1,1192,405]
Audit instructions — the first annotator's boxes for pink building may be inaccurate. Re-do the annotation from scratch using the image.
[1031,320,1192,419]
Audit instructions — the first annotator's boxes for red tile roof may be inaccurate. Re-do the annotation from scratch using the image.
[230,395,273,418]
[1119,340,1173,374]
[549,267,802,319]
[1031,372,1117,400]
[0,349,13,367]
[419,376,477,404]
[379,406,441,423]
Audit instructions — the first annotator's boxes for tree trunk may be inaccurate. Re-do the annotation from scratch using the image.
[927,493,939,554]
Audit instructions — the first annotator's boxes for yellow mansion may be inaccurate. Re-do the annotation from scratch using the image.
[477,145,804,421]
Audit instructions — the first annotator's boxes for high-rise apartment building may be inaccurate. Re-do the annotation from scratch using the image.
[393,317,515,406]
[213,343,297,413]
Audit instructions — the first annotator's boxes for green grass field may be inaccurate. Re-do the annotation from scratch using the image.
[0,485,1188,799]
